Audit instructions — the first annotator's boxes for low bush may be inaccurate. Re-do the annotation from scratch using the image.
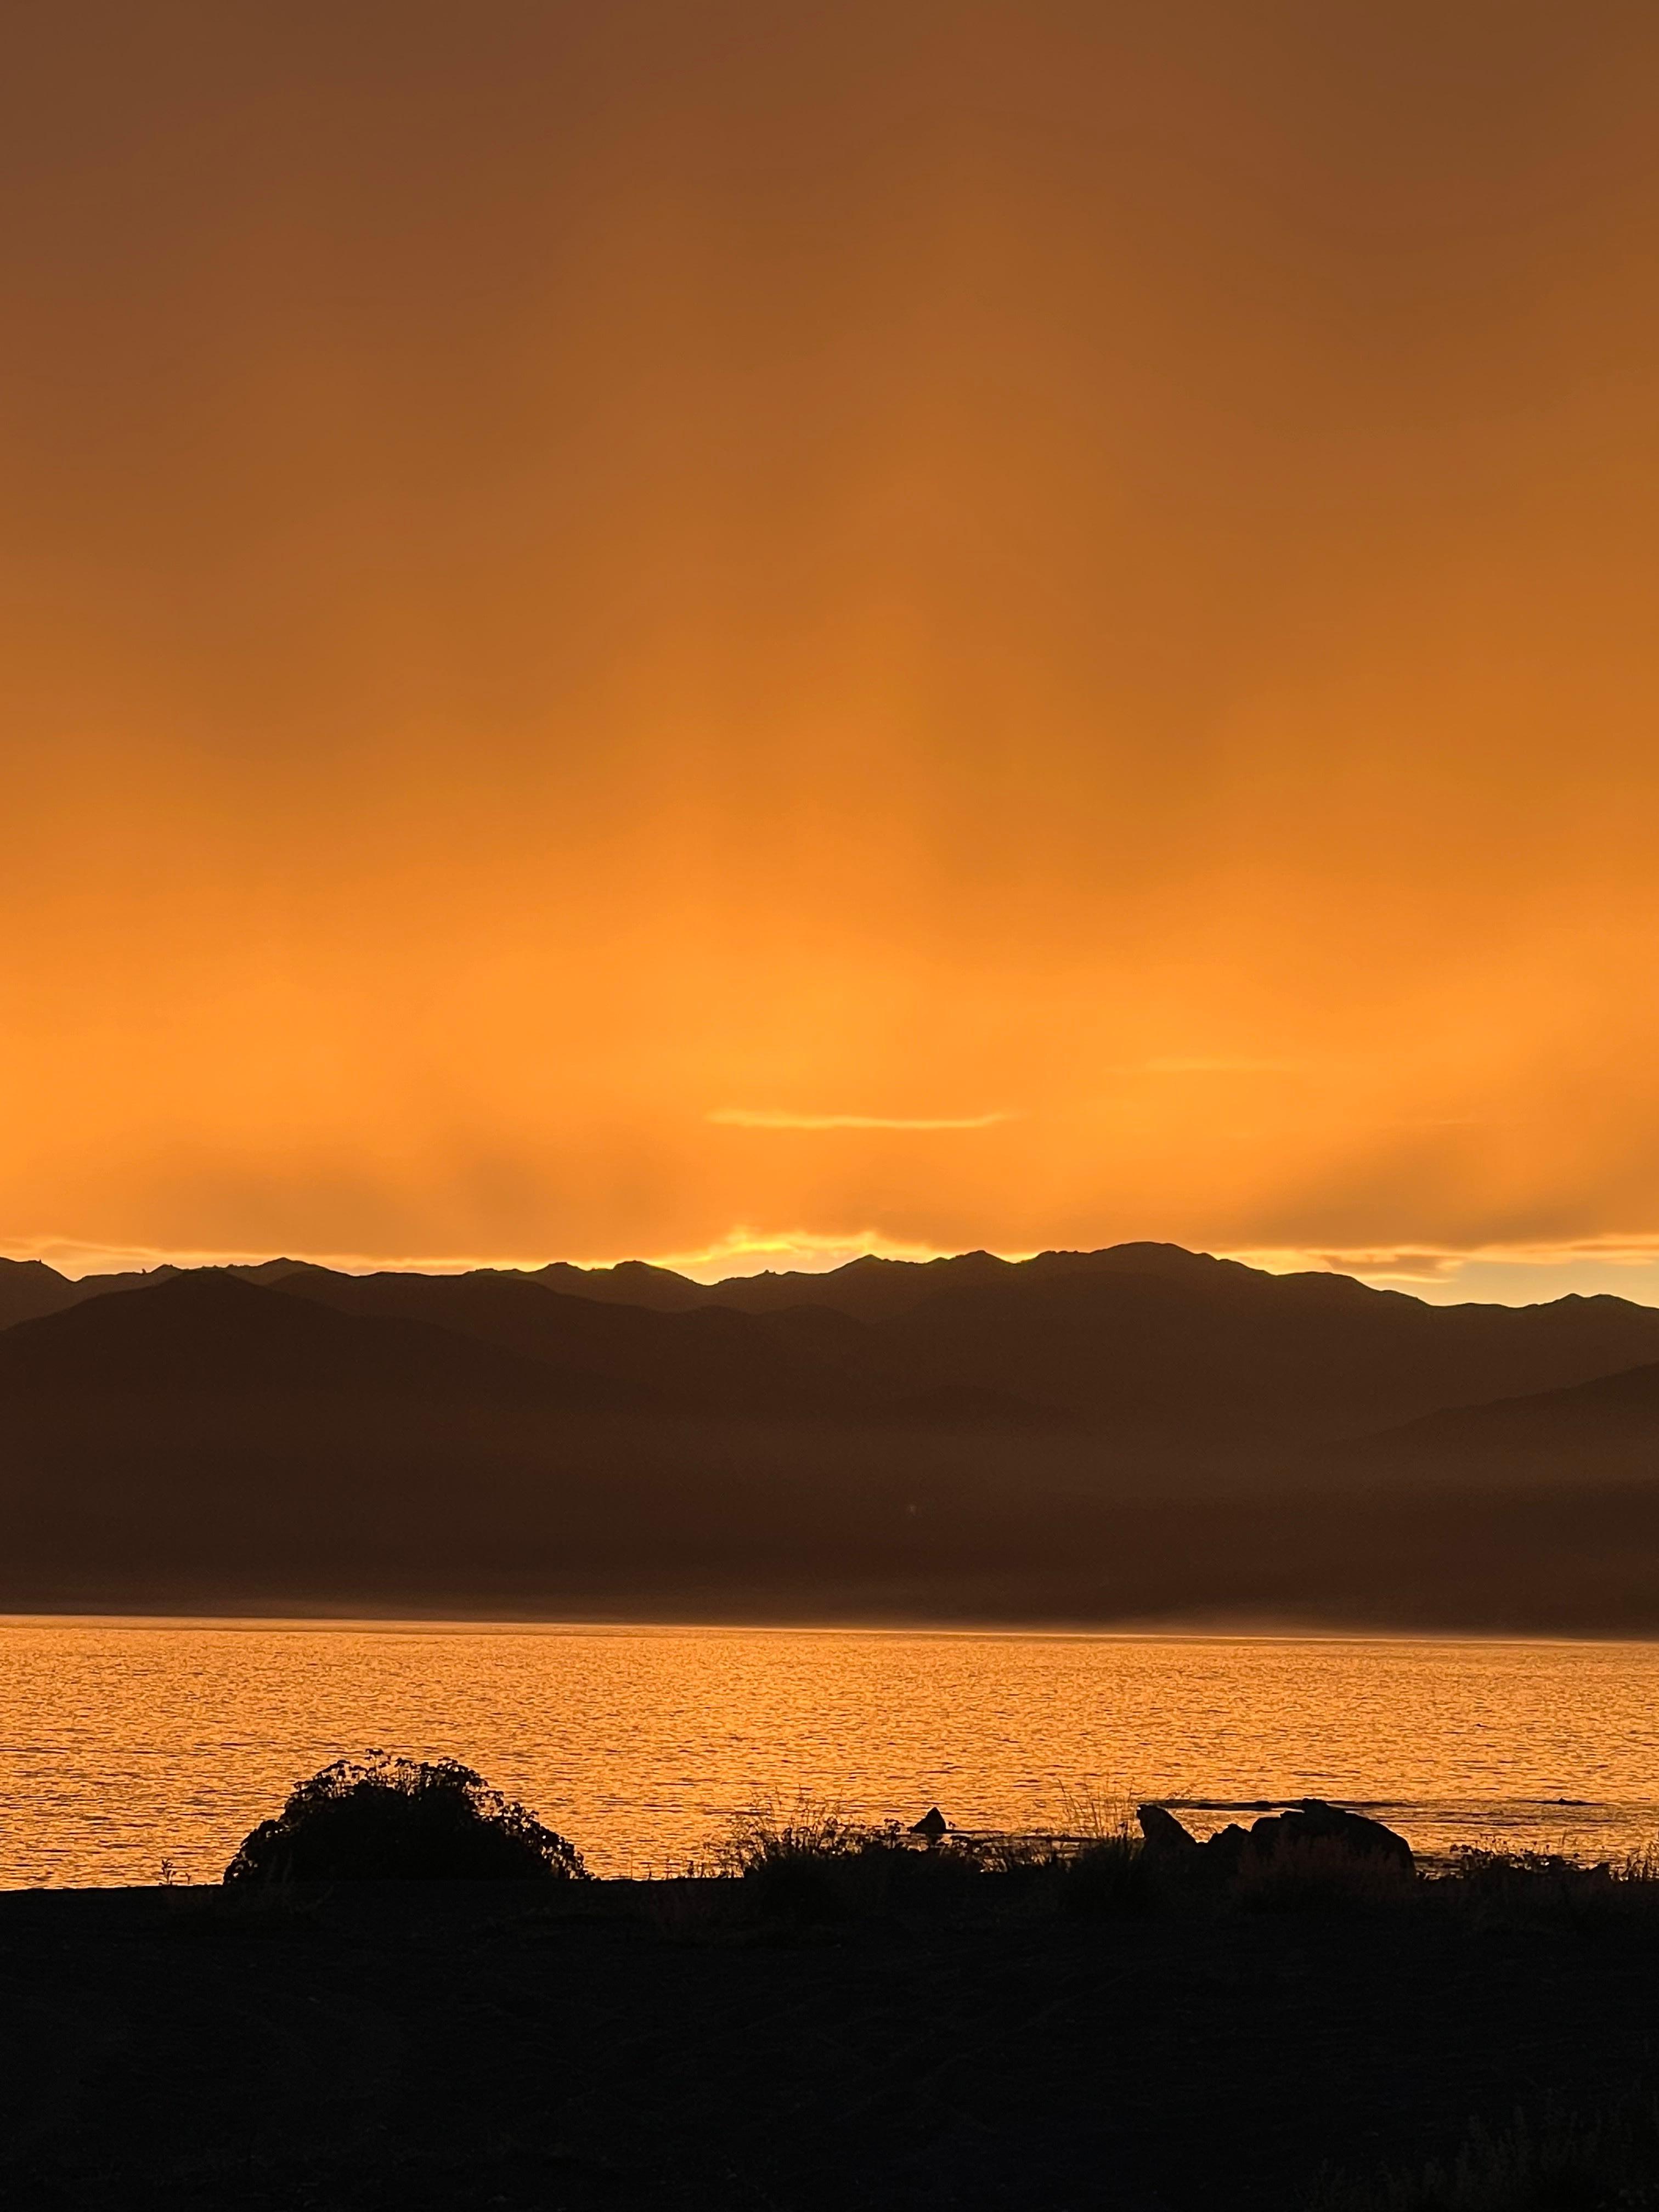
[223,1752,589,1884]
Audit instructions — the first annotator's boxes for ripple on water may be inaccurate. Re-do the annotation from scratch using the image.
[0,1618,1656,1885]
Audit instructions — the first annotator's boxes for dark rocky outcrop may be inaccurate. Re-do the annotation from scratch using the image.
[1137,1800,1413,1878]
[1136,1804,1203,1858]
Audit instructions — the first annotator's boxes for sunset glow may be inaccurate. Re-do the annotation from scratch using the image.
[7,2,1659,1299]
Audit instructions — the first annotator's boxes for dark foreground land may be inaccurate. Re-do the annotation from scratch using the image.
[2,1878,1656,2210]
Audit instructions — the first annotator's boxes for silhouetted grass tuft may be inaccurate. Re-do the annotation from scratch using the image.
[713,1793,881,1877]
[1424,1842,1659,1933]
[696,1789,1173,1923]
[1234,1835,1418,1916]
[1311,2087,1659,2210]
[1060,1829,1160,1915]
[708,1793,1014,1922]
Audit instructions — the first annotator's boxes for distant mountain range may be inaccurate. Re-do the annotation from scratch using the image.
[2,1243,1657,1629]
[9,1239,1659,1438]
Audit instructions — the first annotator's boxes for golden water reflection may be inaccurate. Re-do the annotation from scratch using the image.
[2,1619,1656,1886]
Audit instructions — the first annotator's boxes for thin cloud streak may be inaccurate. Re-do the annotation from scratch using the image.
[706,1109,1015,1132]
[1137,1058,1310,1076]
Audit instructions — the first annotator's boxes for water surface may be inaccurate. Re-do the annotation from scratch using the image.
[2,1617,1656,1886]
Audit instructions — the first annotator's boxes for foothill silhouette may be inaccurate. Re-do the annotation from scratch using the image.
[2,1241,1658,1629]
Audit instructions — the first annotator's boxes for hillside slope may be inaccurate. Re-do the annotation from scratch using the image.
[1345,1358,1659,1486]
[325,1245,1659,1444]
[12,1243,1659,1447]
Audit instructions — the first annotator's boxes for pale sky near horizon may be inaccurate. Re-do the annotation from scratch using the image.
[7,1,1659,1306]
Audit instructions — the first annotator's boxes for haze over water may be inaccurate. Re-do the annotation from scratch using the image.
[2,1620,1656,1887]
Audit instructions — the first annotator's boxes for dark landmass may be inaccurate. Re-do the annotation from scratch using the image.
[1346,1356,1659,1486]
[3,1874,1657,2210]
[3,1243,1659,1629]
[13,1240,1659,1437]
[0,1256,167,1330]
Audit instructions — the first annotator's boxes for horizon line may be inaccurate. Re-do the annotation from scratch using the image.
[8,1229,1659,1305]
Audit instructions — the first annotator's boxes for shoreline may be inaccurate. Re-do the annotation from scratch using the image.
[5,1604,1659,1652]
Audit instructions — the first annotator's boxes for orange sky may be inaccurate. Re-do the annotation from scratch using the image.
[6,1,1659,1302]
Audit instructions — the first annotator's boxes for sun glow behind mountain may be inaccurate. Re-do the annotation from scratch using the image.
[5,1,1659,1302]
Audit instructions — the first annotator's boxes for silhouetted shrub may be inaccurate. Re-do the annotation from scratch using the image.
[223,1752,588,1883]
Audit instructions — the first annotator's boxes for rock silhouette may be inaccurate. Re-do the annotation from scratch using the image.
[1137,1801,1414,1878]
[1136,1804,1204,1858]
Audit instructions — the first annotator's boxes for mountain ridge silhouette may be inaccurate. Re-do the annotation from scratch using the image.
[8,1239,1659,1438]
[5,1242,1659,1627]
